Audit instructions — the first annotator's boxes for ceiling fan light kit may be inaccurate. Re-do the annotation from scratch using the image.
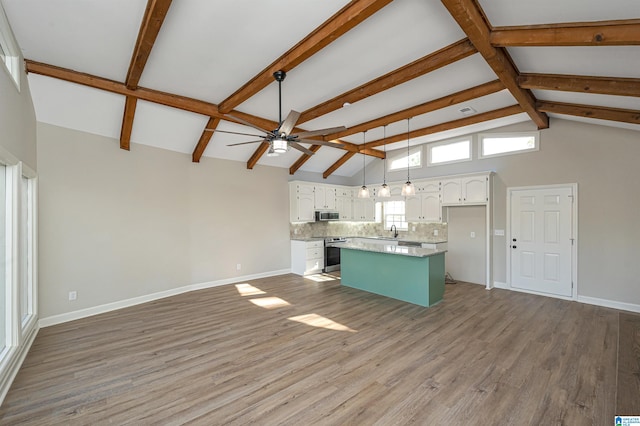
[220,70,345,157]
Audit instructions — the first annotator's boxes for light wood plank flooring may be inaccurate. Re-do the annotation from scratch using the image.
[0,273,627,425]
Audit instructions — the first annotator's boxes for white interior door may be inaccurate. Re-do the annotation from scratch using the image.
[510,186,574,297]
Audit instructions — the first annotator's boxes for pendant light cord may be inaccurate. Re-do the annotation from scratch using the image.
[363,131,366,186]
[406,118,411,182]
[383,125,387,184]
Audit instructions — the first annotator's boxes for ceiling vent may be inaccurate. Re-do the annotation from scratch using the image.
[459,106,477,116]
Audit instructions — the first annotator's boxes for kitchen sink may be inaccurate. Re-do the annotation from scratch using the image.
[397,240,422,247]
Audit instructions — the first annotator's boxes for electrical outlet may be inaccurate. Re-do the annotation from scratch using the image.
[68,291,77,301]
[294,228,299,234]
[412,226,416,232]
[236,263,242,271]
[433,229,439,236]
[470,231,476,238]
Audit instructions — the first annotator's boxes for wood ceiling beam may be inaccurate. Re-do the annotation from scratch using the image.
[536,101,640,125]
[365,105,524,148]
[325,79,504,140]
[491,19,640,47]
[320,105,523,178]
[217,0,392,114]
[440,0,549,129]
[518,73,640,97]
[323,151,357,179]
[192,117,220,162]
[247,142,271,170]
[125,0,173,89]
[120,97,137,151]
[289,145,322,175]
[298,38,477,124]
[120,0,173,151]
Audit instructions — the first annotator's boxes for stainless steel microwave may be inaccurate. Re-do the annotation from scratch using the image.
[315,211,339,221]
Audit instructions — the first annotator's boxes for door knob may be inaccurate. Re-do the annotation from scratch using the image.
[512,245,517,249]
[512,238,517,242]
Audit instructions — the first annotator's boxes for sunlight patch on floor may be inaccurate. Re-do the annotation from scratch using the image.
[249,297,291,309]
[305,273,340,282]
[288,313,357,332]
[235,283,266,296]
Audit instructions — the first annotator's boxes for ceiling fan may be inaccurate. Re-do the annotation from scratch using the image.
[207,70,346,156]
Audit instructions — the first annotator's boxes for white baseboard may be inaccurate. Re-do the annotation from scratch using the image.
[39,269,291,327]
[0,323,39,405]
[493,281,640,313]
[578,295,640,314]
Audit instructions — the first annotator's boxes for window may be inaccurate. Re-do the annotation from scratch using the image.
[382,200,407,231]
[479,132,539,158]
[0,3,21,90]
[20,175,36,328]
[427,139,471,166]
[388,147,421,171]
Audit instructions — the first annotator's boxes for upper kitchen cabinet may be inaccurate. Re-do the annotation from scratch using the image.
[353,197,375,222]
[336,189,353,220]
[314,186,337,210]
[289,182,315,222]
[441,174,491,206]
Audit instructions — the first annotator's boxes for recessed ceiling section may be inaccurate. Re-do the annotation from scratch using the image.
[129,101,209,155]
[3,0,147,82]
[139,0,351,104]
[478,0,638,26]
[508,47,640,79]
[28,74,125,141]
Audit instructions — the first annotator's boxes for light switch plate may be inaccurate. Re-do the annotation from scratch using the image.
[494,229,505,236]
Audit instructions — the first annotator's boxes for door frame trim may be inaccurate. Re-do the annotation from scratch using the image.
[506,183,578,300]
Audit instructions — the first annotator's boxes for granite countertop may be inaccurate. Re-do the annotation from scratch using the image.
[333,241,447,258]
[291,236,447,244]
[290,237,325,242]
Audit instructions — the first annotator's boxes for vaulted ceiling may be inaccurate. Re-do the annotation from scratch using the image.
[3,0,639,177]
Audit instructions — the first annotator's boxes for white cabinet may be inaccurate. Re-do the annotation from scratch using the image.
[406,180,441,222]
[336,190,353,220]
[291,240,324,276]
[441,175,488,205]
[353,197,375,221]
[289,183,315,222]
[314,186,336,210]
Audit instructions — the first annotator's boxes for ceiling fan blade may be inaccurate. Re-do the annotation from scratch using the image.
[298,139,344,147]
[278,110,301,136]
[291,126,346,138]
[225,114,274,136]
[289,142,315,156]
[226,139,268,147]
[205,129,267,138]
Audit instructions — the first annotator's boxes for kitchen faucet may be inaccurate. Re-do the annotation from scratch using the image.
[390,225,398,238]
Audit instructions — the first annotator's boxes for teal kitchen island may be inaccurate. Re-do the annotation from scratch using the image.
[335,241,446,307]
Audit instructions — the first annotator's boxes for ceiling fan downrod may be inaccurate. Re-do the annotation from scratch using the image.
[273,70,286,129]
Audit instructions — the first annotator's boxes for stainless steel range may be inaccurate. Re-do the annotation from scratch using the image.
[324,237,347,272]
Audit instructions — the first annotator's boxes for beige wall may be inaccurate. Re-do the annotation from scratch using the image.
[446,205,486,285]
[360,118,640,306]
[37,123,291,318]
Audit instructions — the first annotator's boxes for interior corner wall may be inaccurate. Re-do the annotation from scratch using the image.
[446,205,486,285]
[36,123,291,319]
[362,118,640,306]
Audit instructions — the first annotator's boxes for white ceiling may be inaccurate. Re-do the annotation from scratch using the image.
[2,0,639,177]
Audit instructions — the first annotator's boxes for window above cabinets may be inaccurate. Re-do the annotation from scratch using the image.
[388,146,422,171]
[0,3,21,90]
[479,132,539,159]
[427,138,471,166]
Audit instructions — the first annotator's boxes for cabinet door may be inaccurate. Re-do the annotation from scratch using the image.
[296,184,315,221]
[421,180,440,193]
[336,196,353,220]
[462,176,487,203]
[314,186,325,209]
[362,198,375,221]
[441,179,461,204]
[325,187,337,210]
[353,198,375,221]
[405,195,421,221]
[421,193,441,222]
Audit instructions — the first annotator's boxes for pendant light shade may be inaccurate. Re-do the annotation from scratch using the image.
[378,125,391,198]
[401,118,415,196]
[358,131,370,198]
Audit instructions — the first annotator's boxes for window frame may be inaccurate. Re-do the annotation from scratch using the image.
[381,199,408,231]
[478,131,540,159]
[426,138,472,167]
[387,146,422,172]
[0,3,21,91]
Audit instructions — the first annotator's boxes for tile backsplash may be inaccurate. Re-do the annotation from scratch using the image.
[290,221,447,242]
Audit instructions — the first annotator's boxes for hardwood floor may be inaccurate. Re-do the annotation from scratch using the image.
[0,273,627,425]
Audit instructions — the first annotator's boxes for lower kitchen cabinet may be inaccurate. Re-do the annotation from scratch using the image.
[291,240,324,276]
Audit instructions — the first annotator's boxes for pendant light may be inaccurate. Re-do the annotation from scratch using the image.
[377,125,391,197]
[358,131,370,198]
[401,118,415,196]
